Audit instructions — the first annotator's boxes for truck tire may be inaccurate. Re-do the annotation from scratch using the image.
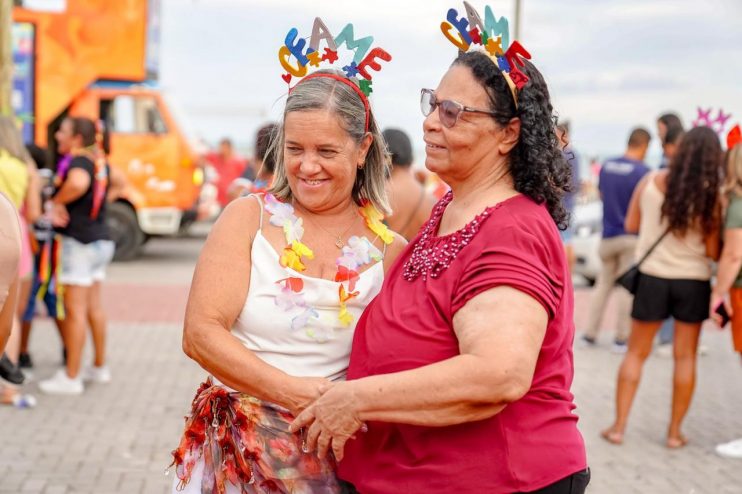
[107,201,144,261]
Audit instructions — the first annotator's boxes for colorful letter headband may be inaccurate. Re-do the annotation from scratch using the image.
[440,2,531,108]
[278,18,392,131]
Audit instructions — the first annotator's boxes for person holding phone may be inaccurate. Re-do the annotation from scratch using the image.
[602,127,723,449]
[710,142,742,458]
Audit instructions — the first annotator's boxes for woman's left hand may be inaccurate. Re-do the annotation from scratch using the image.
[289,381,364,461]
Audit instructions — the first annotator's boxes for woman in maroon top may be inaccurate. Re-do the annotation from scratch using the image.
[291,52,588,493]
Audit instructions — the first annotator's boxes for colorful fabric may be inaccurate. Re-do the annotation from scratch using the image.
[171,378,341,494]
[339,192,587,493]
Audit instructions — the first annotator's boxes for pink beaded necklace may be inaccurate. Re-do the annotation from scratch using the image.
[402,191,497,281]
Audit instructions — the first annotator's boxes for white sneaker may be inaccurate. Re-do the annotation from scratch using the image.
[611,341,628,354]
[656,343,673,358]
[38,369,84,395]
[716,438,742,459]
[82,365,111,384]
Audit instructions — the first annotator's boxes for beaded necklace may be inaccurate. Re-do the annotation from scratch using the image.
[402,191,496,281]
[264,194,393,335]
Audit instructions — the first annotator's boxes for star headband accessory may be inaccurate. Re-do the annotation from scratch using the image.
[278,18,393,132]
[439,2,531,108]
[691,107,741,150]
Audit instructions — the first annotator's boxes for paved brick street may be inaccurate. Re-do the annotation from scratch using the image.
[2,230,742,493]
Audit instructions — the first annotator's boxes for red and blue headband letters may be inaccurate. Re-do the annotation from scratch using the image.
[440,2,531,91]
[278,18,392,97]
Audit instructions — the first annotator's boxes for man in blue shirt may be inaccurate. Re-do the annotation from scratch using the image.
[582,128,651,352]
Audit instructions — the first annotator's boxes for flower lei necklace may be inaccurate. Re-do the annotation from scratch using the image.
[264,194,393,337]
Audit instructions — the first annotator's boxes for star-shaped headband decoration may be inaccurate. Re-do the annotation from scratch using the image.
[278,18,392,97]
[693,107,733,135]
[439,2,531,108]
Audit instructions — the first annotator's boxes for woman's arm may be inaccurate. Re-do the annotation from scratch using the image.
[624,174,649,234]
[24,164,42,223]
[292,285,548,459]
[710,227,742,322]
[182,196,328,415]
[705,199,723,262]
[0,196,21,353]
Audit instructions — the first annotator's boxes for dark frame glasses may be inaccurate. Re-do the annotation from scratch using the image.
[420,88,501,128]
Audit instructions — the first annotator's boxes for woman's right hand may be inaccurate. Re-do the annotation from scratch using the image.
[710,291,733,327]
[285,376,333,416]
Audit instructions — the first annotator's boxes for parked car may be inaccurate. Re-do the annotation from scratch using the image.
[571,199,602,285]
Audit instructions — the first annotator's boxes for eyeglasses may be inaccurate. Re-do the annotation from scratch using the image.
[420,88,501,128]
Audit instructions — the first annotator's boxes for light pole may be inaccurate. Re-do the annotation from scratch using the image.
[0,0,13,117]
[514,0,522,41]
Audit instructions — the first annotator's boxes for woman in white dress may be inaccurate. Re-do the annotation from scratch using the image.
[169,68,405,493]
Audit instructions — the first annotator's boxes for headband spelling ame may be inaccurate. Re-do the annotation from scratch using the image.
[440,2,531,108]
[278,18,392,132]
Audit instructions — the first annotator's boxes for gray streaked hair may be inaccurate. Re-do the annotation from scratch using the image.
[268,70,391,215]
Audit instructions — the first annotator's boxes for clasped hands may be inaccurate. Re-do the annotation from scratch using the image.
[288,380,365,462]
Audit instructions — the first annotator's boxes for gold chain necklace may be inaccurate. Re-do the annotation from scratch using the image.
[300,210,359,249]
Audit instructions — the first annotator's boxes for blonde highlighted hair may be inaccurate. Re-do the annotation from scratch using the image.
[724,144,742,198]
[268,70,391,215]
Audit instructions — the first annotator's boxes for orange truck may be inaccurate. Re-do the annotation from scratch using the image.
[12,0,203,260]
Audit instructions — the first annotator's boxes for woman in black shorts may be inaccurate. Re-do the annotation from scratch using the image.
[602,127,723,448]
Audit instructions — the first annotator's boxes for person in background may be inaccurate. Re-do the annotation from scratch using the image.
[602,127,722,448]
[18,144,65,370]
[657,113,683,169]
[206,138,247,208]
[0,116,41,407]
[382,128,436,240]
[39,117,115,395]
[556,122,580,270]
[226,123,278,202]
[0,192,22,355]
[655,114,686,356]
[582,128,651,353]
[710,143,742,458]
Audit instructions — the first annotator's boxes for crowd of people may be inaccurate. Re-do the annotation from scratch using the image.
[577,113,742,457]
[0,115,118,405]
[1,7,741,494]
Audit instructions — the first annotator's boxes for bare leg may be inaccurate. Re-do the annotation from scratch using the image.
[62,285,90,379]
[602,319,663,443]
[667,320,702,448]
[16,278,32,355]
[87,282,106,367]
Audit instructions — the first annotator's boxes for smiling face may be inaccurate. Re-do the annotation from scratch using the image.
[423,64,519,184]
[283,109,371,213]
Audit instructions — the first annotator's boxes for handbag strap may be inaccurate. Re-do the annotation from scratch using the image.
[635,228,670,268]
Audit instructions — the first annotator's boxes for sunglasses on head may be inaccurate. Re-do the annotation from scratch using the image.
[420,88,503,129]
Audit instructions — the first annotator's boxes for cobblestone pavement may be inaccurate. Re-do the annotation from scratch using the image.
[1,231,741,493]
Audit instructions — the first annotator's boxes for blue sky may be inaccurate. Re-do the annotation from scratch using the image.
[158,0,742,165]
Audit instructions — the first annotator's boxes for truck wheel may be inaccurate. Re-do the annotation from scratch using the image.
[107,202,144,261]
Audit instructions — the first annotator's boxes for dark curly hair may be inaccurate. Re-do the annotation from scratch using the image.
[452,51,571,230]
[662,126,722,236]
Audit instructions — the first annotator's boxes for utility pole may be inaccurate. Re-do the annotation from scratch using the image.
[514,0,522,41]
[0,0,13,117]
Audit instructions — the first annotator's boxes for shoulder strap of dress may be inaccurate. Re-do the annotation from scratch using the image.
[251,194,264,231]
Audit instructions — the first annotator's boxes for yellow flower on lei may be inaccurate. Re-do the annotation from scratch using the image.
[279,241,314,272]
[359,201,393,245]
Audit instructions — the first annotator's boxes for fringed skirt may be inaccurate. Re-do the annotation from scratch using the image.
[170,378,341,494]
